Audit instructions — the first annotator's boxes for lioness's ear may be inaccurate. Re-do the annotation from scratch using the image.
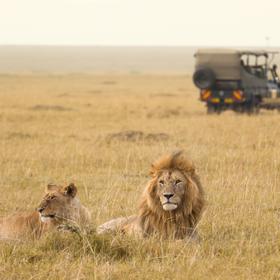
[45,183,59,193]
[62,183,77,198]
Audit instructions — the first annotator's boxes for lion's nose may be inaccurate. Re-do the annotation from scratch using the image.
[163,193,174,200]
[37,207,44,213]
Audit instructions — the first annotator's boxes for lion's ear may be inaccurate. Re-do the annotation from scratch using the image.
[45,183,59,193]
[62,183,77,198]
[150,164,157,177]
[190,164,196,176]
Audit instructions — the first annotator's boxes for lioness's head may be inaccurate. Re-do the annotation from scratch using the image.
[37,183,78,223]
[156,169,187,211]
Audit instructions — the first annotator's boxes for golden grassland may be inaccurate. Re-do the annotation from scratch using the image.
[1,74,280,279]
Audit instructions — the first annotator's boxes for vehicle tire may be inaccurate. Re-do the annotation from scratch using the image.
[207,104,221,115]
[233,104,244,114]
[193,68,216,89]
[207,104,215,114]
[245,100,260,115]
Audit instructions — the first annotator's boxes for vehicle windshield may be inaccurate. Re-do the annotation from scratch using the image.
[240,54,268,78]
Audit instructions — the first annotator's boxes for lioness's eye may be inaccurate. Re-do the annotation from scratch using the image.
[175,180,182,185]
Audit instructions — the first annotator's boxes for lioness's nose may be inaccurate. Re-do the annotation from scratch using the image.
[163,193,174,200]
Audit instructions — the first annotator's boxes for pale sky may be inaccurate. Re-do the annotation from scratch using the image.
[1,0,280,46]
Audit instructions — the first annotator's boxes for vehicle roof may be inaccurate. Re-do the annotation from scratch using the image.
[195,48,279,57]
[194,49,279,80]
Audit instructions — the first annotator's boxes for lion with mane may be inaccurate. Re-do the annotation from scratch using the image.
[0,183,91,240]
[97,151,205,240]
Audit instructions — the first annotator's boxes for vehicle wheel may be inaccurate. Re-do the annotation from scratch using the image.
[234,105,244,114]
[207,105,215,114]
[193,68,216,89]
[207,104,221,115]
[245,101,260,115]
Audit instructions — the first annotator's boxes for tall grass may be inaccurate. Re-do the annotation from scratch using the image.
[0,74,280,279]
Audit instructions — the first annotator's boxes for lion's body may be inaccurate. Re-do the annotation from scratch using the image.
[0,183,91,241]
[97,151,205,240]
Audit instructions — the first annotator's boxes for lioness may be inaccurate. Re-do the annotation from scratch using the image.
[97,151,205,240]
[0,183,91,240]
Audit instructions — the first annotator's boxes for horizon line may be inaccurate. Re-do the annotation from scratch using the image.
[0,44,279,48]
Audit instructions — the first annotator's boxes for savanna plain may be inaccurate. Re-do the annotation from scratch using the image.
[1,74,280,279]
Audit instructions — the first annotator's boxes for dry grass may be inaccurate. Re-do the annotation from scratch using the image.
[1,74,280,279]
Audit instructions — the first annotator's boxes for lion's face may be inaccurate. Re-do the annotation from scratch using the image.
[156,169,187,211]
[37,183,78,224]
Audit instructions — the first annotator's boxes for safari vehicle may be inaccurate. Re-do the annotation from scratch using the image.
[193,49,280,114]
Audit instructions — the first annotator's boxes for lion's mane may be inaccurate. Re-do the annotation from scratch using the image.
[136,151,205,239]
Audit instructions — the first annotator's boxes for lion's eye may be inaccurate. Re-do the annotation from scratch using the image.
[175,180,182,185]
[159,180,164,186]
